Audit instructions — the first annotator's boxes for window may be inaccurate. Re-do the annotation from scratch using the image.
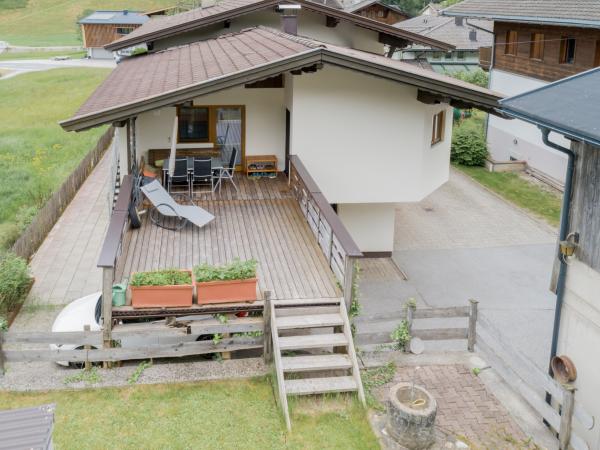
[115,26,134,35]
[559,37,576,64]
[505,30,518,56]
[457,51,465,60]
[594,40,600,67]
[444,52,452,60]
[431,111,445,146]
[178,106,209,143]
[529,33,544,60]
[432,52,443,60]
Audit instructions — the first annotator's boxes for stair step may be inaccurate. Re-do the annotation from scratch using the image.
[276,313,343,330]
[279,333,348,351]
[281,354,352,372]
[285,376,358,395]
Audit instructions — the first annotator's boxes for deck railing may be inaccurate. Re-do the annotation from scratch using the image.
[288,155,362,306]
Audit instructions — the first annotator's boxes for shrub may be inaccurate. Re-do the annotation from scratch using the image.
[448,69,489,88]
[194,259,257,283]
[130,269,192,287]
[451,124,488,166]
[0,251,32,315]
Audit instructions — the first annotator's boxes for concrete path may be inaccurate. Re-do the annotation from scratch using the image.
[359,168,558,371]
[26,152,110,305]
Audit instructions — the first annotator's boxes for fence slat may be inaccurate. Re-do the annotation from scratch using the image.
[3,331,103,346]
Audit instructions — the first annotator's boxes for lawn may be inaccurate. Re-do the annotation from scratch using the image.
[0,0,173,46]
[455,165,562,227]
[0,377,379,449]
[0,50,86,60]
[0,67,111,248]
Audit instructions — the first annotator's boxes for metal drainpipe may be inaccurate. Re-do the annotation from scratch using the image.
[541,127,575,367]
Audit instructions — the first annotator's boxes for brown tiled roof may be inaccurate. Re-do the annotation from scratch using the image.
[62,27,501,131]
[105,0,453,51]
[443,0,600,27]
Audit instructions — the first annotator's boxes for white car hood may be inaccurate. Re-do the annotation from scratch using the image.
[52,292,102,333]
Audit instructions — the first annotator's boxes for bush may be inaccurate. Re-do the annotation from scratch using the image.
[130,269,192,287]
[194,259,257,283]
[451,124,488,166]
[448,69,489,88]
[0,251,32,315]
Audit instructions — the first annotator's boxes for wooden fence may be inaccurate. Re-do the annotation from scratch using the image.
[11,127,114,260]
[354,300,478,351]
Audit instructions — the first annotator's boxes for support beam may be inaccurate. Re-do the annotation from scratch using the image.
[102,267,114,347]
[326,16,339,27]
[343,257,356,311]
[378,32,409,49]
[417,89,451,105]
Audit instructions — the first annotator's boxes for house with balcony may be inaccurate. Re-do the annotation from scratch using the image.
[443,0,600,186]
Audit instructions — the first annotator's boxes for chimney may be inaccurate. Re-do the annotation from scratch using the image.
[277,4,301,35]
[469,29,477,41]
[454,16,463,26]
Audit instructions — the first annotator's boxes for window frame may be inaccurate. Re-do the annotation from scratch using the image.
[559,36,577,64]
[594,40,600,67]
[431,110,445,146]
[176,105,212,144]
[529,33,544,61]
[505,30,518,56]
[115,26,135,35]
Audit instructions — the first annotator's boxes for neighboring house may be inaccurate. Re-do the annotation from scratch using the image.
[103,0,454,57]
[61,26,501,255]
[395,14,493,74]
[421,2,443,16]
[79,10,149,59]
[443,0,600,185]
[344,0,410,26]
[501,67,600,449]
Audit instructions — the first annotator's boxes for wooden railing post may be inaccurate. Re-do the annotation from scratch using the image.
[467,299,478,352]
[84,324,91,371]
[102,267,114,366]
[343,257,355,310]
[405,304,414,352]
[263,290,273,363]
[559,384,576,450]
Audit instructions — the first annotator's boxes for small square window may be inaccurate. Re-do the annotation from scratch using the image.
[178,106,209,143]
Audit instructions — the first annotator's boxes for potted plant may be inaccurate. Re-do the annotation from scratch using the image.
[194,259,258,304]
[129,269,193,308]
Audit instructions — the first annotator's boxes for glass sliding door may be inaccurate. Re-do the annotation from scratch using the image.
[216,107,243,167]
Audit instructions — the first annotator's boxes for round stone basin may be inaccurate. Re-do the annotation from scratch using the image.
[386,383,437,450]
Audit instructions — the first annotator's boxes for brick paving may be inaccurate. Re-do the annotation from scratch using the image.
[376,364,534,449]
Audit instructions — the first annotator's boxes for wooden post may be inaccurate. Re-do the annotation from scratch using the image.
[467,299,478,352]
[405,304,414,352]
[343,257,355,311]
[0,331,4,376]
[263,290,273,363]
[84,325,91,371]
[559,384,576,450]
[102,267,114,368]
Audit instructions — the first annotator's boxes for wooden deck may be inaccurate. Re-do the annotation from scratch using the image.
[115,174,340,300]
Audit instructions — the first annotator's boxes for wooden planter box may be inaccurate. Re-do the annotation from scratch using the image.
[195,278,258,304]
[130,271,193,308]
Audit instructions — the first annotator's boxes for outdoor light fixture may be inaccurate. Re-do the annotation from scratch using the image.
[277,4,302,11]
[559,231,579,263]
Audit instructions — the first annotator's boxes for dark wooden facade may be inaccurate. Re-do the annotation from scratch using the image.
[81,23,142,48]
[493,21,600,82]
[354,4,409,25]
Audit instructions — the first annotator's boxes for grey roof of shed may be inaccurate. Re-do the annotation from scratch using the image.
[500,67,600,146]
[61,26,502,132]
[105,0,453,51]
[395,15,492,50]
[0,404,55,449]
[442,0,600,28]
[79,10,149,25]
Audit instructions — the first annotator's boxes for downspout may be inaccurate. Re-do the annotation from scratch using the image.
[541,127,575,368]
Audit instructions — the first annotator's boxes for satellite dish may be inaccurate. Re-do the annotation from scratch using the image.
[409,337,424,355]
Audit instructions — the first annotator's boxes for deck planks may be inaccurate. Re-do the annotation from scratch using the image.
[115,174,339,300]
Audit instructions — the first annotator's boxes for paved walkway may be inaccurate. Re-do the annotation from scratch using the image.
[27,152,110,305]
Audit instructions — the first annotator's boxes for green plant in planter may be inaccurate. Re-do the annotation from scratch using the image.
[130,269,191,287]
[194,259,258,283]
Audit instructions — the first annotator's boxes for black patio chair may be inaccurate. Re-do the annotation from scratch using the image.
[167,158,191,197]
[191,158,214,196]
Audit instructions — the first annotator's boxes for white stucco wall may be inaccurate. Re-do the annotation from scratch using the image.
[152,9,384,54]
[488,69,568,183]
[134,84,287,170]
[337,203,396,252]
[558,259,600,449]
[289,65,452,204]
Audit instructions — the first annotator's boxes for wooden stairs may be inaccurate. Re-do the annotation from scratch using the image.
[268,298,366,431]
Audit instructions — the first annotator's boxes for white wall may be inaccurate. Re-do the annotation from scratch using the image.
[488,69,568,183]
[558,259,600,449]
[290,65,452,204]
[134,84,287,170]
[337,203,396,252]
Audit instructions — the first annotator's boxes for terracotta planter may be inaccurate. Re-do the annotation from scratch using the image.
[130,271,193,308]
[195,278,258,304]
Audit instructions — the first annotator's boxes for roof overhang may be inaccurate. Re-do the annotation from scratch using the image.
[105,0,453,52]
[61,47,502,132]
[442,10,600,29]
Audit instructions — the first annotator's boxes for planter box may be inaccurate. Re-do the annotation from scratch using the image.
[130,271,193,308]
[195,278,258,304]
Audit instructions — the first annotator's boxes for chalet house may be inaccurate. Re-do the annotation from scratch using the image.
[421,2,443,17]
[443,0,600,186]
[343,0,410,26]
[501,67,600,449]
[79,10,148,59]
[395,14,493,74]
[103,0,453,57]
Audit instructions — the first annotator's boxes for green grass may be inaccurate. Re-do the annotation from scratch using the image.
[0,377,379,449]
[0,50,86,60]
[0,0,174,46]
[0,67,110,248]
[455,164,562,227]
